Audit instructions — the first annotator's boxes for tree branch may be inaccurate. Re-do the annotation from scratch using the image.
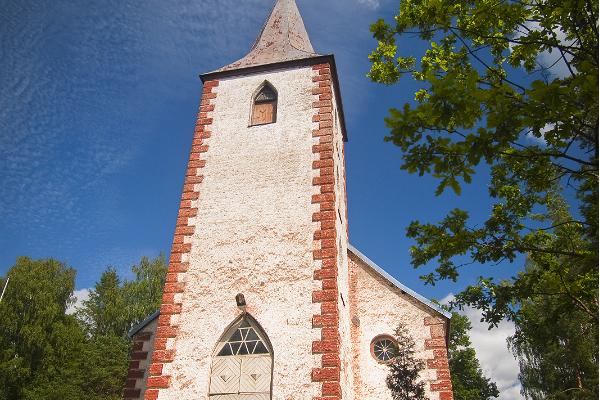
[450,27,528,93]
[556,269,599,321]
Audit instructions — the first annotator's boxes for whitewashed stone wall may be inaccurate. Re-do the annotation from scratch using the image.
[348,252,444,400]
[330,89,353,400]
[161,66,321,400]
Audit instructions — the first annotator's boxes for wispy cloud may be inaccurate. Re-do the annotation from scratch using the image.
[0,2,144,243]
[1,0,406,290]
[442,294,524,400]
[356,0,381,9]
[0,0,265,260]
[0,0,381,258]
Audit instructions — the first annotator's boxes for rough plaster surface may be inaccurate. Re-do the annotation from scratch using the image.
[348,252,443,400]
[160,66,321,400]
[330,88,353,400]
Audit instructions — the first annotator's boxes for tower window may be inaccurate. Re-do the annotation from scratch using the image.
[251,83,277,126]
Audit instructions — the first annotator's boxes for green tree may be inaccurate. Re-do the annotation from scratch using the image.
[509,261,598,400]
[448,312,499,400]
[78,267,129,338]
[78,254,167,338]
[21,318,88,400]
[0,257,86,400]
[74,254,168,398]
[368,0,597,323]
[387,323,428,400]
[124,254,169,329]
[368,0,598,397]
[78,335,131,400]
[0,254,168,400]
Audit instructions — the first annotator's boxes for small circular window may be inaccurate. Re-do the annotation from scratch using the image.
[371,335,398,363]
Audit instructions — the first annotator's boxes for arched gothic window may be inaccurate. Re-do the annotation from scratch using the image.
[209,315,273,399]
[251,83,277,126]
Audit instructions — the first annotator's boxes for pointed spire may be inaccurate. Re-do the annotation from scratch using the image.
[215,0,321,72]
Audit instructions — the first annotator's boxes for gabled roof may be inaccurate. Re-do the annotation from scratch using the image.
[211,0,321,73]
[348,244,451,319]
[128,310,160,338]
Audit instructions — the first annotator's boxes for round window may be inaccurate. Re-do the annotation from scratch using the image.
[371,335,398,362]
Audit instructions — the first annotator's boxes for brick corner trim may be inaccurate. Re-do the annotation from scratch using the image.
[123,330,154,399]
[310,62,342,400]
[143,79,219,400]
[424,316,454,400]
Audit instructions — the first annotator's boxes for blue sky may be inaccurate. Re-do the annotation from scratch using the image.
[0,0,543,396]
[0,0,524,296]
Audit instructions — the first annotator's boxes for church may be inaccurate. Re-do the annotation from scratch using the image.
[123,1,453,399]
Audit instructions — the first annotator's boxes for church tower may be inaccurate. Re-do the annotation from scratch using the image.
[126,1,454,400]
[145,1,352,399]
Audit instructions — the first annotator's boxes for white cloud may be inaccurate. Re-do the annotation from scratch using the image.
[357,0,380,9]
[536,28,572,78]
[442,293,524,399]
[67,288,90,315]
[526,123,553,145]
[515,21,573,78]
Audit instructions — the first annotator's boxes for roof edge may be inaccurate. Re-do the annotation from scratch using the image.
[348,244,451,319]
[128,310,160,338]
[200,54,348,142]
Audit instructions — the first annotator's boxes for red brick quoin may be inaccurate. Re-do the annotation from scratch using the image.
[143,80,219,400]
[424,316,454,400]
[123,331,153,399]
[311,63,342,400]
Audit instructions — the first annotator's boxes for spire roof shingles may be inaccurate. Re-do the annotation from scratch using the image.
[214,0,321,73]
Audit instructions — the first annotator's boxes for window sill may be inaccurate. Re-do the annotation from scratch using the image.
[248,121,277,127]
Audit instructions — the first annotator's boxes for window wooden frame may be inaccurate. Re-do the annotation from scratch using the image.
[250,82,278,126]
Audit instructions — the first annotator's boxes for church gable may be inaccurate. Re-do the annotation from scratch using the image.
[348,245,450,320]
[347,246,452,400]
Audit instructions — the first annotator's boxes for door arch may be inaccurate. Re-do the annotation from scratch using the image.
[209,314,273,399]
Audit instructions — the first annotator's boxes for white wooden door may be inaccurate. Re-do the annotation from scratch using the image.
[211,395,270,400]
[209,357,241,394]
[209,317,272,399]
[240,356,271,393]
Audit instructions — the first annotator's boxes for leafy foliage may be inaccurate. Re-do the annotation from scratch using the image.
[124,255,170,328]
[0,257,80,400]
[78,255,168,339]
[448,312,499,400]
[368,0,598,397]
[78,267,129,338]
[508,261,598,400]
[386,323,428,400]
[0,254,167,400]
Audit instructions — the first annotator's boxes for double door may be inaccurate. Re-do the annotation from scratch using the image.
[209,355,271,399]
